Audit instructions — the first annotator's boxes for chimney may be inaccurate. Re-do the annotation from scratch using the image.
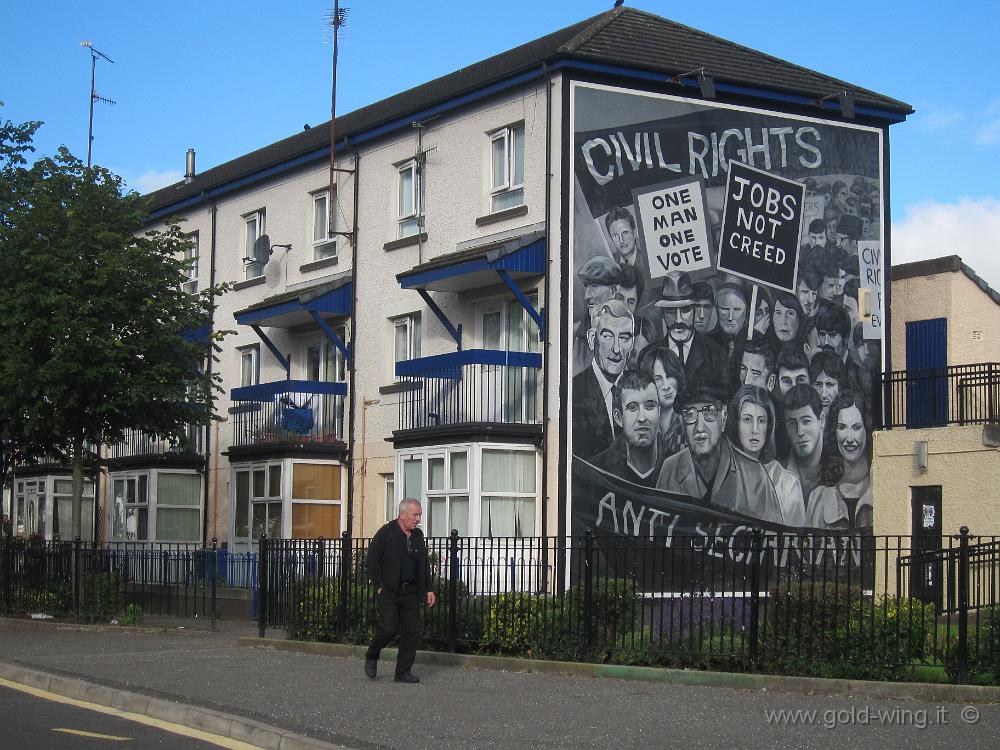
[184,149,196,183]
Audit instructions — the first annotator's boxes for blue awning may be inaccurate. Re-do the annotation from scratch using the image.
[234,274,352,328]
[231,379,348,403]
[398,232,544,293]
[395,348,542,378]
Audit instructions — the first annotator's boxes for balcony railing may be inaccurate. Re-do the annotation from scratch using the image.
[881,362,1000,429]
[230,380,347,449]
[395,349,543,432]
[105,426,206,461]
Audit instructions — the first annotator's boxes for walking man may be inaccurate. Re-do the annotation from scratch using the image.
[365,498,436,683]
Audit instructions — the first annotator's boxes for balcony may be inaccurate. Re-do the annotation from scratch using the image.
[394,349,542,439]
[230,380,347,455]
[880,362,1000,429]
[105,426,206,465]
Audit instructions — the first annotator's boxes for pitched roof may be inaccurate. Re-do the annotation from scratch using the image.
[892,255,1000,308]
[147,6,910,215]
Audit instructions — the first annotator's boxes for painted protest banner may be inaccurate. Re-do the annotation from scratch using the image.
[857,240,884,339]
[633,177,713,278]
[570,82,885,568]
[718,161,805,293]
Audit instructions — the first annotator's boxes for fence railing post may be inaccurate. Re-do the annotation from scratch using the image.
[448,529,459,653]
[258,534,268,639]
[73,536,81,622]
[339,530,351,638]
[957,525,970,682]
[583,529,594,653]
[0,535,9,614]
[316,537,325,580]
[748,528,763,663]
[989,363,996,423]
[210,537,218,632]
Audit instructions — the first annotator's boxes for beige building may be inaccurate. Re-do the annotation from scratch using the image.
[873,255,1000,540]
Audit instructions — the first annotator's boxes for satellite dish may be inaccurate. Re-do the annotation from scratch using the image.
[253,234,272,269]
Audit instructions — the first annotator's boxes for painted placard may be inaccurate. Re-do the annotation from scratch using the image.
[718,161,805,293]
[633,177,713,278]
[857,240,884,339]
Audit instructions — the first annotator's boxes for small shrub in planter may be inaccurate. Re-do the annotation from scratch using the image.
[483,592,541,652]
[288,579,375,643]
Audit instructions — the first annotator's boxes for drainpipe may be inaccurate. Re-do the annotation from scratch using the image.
[202,195,217,546]
[346,146,360,534]
[540,63,553,543]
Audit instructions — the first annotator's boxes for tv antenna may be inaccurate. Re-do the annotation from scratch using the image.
[81,41,117,167]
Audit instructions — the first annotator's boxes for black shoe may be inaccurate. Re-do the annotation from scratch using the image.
[394,672,420,684]
[364,659,377,679]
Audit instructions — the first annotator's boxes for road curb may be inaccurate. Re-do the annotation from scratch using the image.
[238,637,1000,705]
[0,660,353,750]
[0,615,205,637]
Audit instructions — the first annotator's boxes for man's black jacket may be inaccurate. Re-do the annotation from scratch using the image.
[367,520,434,596]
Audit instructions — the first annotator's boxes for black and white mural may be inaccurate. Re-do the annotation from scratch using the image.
[568,82,884,550]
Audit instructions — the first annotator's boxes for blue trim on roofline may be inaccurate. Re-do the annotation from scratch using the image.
[150,60,908,219]
[400,237,546,289]
[236,300,303,326]
[231,379,348,402]
[395,349,542,378]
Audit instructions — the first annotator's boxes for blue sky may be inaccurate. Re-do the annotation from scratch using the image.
[6,1,1000,284]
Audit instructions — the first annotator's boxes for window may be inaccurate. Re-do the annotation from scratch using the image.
[243,209,266,279]
[291,462,342,537]
[155,473,202,542]
[393,314,422,365]
[182,232,199,294]
[426,450,470,537]
[480,448,535,537]
[397,160,423,239]
[53,479,96,542]
[234,462,282,540]
[384,474,395,523]
[239,345,260,388]
[112,474,149,541]
[489,124,525,213]
[312,191,337,261]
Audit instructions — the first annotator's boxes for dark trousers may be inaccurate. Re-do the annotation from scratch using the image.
[365,587,421,677]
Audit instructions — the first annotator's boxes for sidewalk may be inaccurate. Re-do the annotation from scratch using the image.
[0,617,998,749]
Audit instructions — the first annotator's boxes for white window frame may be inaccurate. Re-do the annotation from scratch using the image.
[289,459,346,539]
[152,471,203,543]
[111,472,150,542]
[393,443,539,539]
[243,209,266,279]
[239,344,260,388]
[489,123,525,213]
[182,231,199,294]
[384,474,395,524]
[311,190,337,261]
[393,313,422,366]
[232,461,284,542]
[397,159,423,239]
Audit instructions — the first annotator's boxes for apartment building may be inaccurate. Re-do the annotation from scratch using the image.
[9,6,912,549]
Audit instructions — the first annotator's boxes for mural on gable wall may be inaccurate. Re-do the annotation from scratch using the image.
[568,82,885,573]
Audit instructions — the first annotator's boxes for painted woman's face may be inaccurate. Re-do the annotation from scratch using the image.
[836,404,866,463]
[652,359,678,411]
[738,402,768,459]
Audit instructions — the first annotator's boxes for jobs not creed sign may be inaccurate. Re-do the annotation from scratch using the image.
[717,161,805,293]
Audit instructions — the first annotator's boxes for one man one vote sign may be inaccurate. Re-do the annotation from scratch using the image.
[718,161,805,293]
[633,176,713,278]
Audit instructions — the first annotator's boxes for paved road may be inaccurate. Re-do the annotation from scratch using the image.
[0,620,997,749]
[0,682,242,749]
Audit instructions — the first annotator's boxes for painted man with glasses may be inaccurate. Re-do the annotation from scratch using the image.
[655,377,783,524]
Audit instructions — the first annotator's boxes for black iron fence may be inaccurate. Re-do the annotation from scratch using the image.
[0,538,221,624]
[4,529,999,682]
[231,392,345,448]
[105,426,206,461]
[397,362,541,431]
[880,362,1000,429]
[257,528,1000,683]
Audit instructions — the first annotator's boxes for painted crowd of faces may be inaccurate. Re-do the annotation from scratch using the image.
[571,174,881,532]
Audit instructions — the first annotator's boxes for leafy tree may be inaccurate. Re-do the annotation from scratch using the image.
[0,118,228,539]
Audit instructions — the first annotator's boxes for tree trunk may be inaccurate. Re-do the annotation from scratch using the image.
[71,435,83,540]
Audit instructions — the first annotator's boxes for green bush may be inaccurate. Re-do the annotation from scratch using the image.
[79,573,124,622]
[483,592,541,652]
[122,603,144,627]
[287,578,375,643]
[764,584,937,681]
[10,579,71,615]
[424,575,484,652]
